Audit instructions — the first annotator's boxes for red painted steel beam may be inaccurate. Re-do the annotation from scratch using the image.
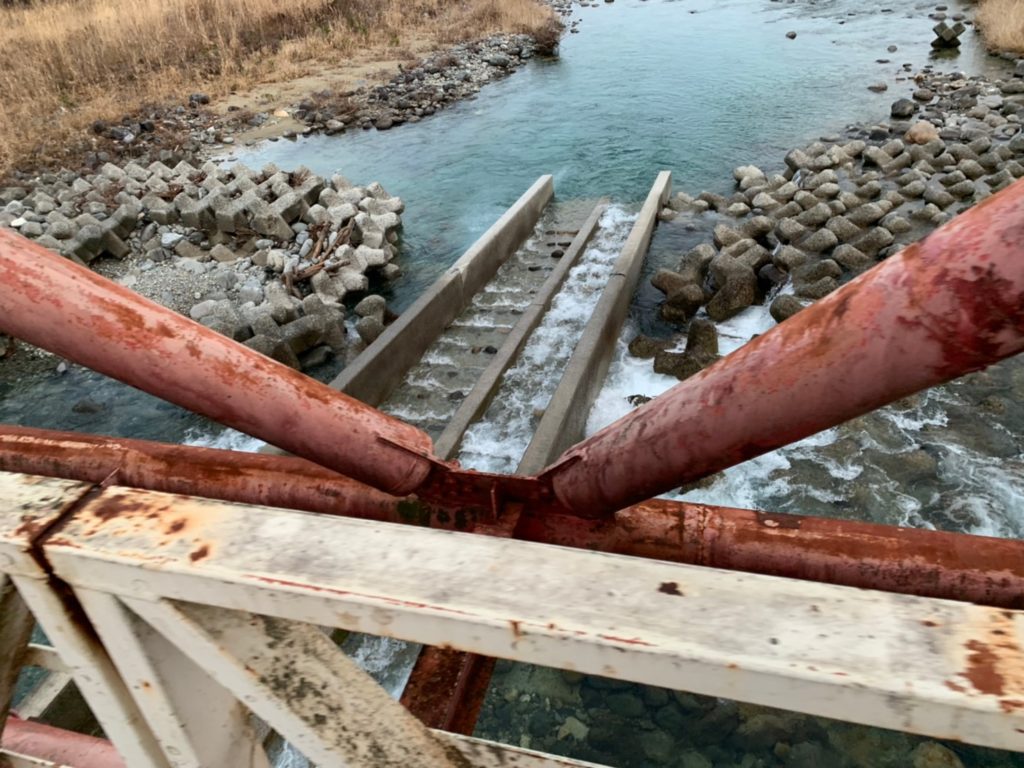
[3,425,1023,609]
[514,500,1024,609]
[0,230,435,497]
[545,178,1024,516]
[2,715,125,768]
[0,426,409,521]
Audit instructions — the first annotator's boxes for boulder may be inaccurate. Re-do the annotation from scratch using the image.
[832,244,873,270]
[905,120,940,145]
[628,335,671,359]
[707,255,757,322]
[770,294,805,323]
[891,98,918,119]
[911,742,964,768]
[652,269,705,320]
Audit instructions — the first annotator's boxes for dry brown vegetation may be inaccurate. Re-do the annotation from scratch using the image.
[976,0,1024,54]
[0,0,556,174]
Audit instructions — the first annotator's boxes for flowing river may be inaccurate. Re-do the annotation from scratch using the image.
[2,0,1022,765]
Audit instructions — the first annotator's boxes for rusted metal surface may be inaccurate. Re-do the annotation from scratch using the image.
[35,479,1024,751]
[544,178,1024,515]
[4,428,1023,612]
[0,578,33,742]
[2,716,125,768]
[401,649,496,734]
[119,598,462,768]
[515,499,1024,609]
[0,426,412,523]
[0,230,434,497]
[0,474,170,768]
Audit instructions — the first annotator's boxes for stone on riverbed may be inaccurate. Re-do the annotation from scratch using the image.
[769,294,806,323]
[905,121,940,145]
[707,254,757,322]
[653,319,719,381]
[652,269,705,321]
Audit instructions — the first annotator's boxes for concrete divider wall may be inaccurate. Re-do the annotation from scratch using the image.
[330,175,554,406]
[434,201,608,460]
[518,171,672,474]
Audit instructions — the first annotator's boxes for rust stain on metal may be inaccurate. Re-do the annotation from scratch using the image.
[658,581,683,596]
[509,620,523,639]
[599,634,654,647]
[189,544,210,562]
[250,575,474,617]
[963,640,1007,696]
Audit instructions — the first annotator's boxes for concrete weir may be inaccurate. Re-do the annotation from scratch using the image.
[331,175,554,406]
[334,172,671,465]
[522,171,672,472]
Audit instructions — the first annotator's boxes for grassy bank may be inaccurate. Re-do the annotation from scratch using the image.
[976,0,1024,54]
[0,0,556,175]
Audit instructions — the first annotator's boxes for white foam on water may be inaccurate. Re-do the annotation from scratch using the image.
[458,205,638,472]
[585,297,846,511]
[183,427,265,452]
[587,292,1024,540]
[713,301,778,357]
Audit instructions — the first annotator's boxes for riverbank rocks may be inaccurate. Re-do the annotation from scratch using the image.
[292,34,544,138]
[1,160,405,373]
[636,64,1024,389]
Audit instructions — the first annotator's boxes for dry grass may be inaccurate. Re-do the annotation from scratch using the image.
[976,0,1024,54]
[0,0,555,174]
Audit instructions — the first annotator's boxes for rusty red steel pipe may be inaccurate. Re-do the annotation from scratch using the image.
[4,425,1024,609]
[514,500,1024,609]
[0,425,409,521]
[2,715,125,768]
[0,230,440,497]
[544,177,1024,515]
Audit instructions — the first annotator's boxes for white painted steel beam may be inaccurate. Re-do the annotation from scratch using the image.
[124,598,465,767]
[21,645,67,675]
[73,589,269,768]
[35,480,1024,753]
[1,576,34,738]
[0,472,170,768]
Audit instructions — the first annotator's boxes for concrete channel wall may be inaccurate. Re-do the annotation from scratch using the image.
[433,201,608,460]
[519,171,672,474]
[331,175,555,406]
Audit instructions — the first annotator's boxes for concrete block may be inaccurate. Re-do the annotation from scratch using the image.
[294,173,325,205]
[147,161,176,180]
[210,194,247,233]
[311,270,346,305]
[281,314,326,355]
[140,194,179,225]
[123,162,151,182]
[247,198,294,240]
[70,224,104,262]
[244,334,299,369]
[271,191,308,223]
[100,222,130,259]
